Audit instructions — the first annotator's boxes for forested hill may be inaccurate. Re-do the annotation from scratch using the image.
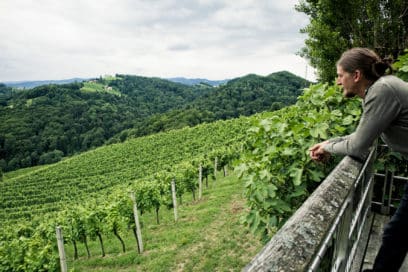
[193,71,308,118]
[0,71,309,172]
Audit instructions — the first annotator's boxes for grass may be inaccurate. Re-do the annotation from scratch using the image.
[80,81,121,96]
[3,165,46,181]
[65,172,263,271]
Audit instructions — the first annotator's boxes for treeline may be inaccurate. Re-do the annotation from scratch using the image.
[111,71,308,139]
[0,71,308,172]
[297,0,408,82]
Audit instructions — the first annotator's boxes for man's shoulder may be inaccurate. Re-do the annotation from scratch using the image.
[370,76,407,95]
[375,75,401,86]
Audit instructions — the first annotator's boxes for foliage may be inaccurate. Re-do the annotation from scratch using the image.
[237,48,408,241]
[394,49,408,81]
[0,115,250,222]
[374,49,408,174]
[0,223,59,272]
[70,175,263,271]
[192,71,308,119]
[237,83,362,241]
[297,0,408,82]
[0,129,243,271]
[38,150,64,165]
[0,72,307,172]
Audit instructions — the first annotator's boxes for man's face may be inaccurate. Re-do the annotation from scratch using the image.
[336,65,357,98]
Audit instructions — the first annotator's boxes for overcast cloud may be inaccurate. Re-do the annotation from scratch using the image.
[0,0,315,82]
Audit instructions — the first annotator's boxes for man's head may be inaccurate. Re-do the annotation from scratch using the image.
[336,48,391,98]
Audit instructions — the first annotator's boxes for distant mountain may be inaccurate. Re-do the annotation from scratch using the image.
[4,77,228,89]
[167,77,229,86]
[3,78,90,89]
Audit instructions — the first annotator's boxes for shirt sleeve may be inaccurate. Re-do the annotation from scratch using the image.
[323,81,401,160]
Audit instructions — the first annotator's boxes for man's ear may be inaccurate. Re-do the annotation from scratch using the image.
[354,69,362,82]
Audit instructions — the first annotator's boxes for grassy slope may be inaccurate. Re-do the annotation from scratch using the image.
[0,116,253,222]
[66,173,263,271]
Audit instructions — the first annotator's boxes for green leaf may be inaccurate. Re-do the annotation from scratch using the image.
[267,184,278,193]
[259,169,271,181]
[342,115,354,125]
[260,119,272,132]
[307,169,325,182]
[269,215,278,227]
[290,183,307,198]
[282,147,296,156]
[290,167,304,186]
[331,109,342,117]
[276,200,292,213]
[250,211,261,234]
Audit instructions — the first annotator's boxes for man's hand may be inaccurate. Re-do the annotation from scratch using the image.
[309,141,331,162]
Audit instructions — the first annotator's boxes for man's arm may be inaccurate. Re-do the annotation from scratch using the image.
[323,81,400,160]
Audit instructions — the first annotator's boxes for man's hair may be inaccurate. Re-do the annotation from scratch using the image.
[337,47,393,81]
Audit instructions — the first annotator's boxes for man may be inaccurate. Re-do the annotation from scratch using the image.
[310,48,408,272]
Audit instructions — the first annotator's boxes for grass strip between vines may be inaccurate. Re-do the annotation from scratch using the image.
[66,172,263,271]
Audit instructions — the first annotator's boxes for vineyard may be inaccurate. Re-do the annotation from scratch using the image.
[1,51,408,270]
[0,80,361,271]
[0,116,258,222]
[0,109,273,271]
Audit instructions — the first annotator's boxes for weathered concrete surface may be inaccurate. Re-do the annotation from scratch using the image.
[244,156,363,272]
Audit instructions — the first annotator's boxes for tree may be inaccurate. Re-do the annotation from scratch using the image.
[38,150,64,165]
[0,159,6,176]
[394,49,408,81]
[296,0,408,82]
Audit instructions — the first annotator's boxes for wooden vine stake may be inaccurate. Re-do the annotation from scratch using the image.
[56,226,68,272]
[198,164,203,200]
[214,157,218,181]
[130,191,144,253]
[171,179,178,222]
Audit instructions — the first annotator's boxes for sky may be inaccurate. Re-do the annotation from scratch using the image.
[0,0,316,82]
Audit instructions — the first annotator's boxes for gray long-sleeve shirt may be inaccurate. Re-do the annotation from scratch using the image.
[324,75,408,160]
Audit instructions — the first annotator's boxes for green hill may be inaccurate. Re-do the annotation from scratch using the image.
[193,71,308,119]
[0,72,308,173]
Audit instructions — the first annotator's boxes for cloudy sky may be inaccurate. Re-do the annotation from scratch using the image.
[0,0,315,82]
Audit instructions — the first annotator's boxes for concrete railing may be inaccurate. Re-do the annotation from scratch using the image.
[244,148,376,272]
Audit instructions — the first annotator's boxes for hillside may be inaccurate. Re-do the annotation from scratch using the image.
[0,114,262,222]
[0,80,362,272]
[0,77,209,172]
[106,71,309,140]
[0,71,308,173]
[0,108,272,271]
[193,71,308,119]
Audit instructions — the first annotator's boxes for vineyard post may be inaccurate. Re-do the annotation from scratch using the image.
[56,226,68,272]
[199,164,203,200]
[130,192,144,253]
[214,157,217,181]
[171,179,178,222]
